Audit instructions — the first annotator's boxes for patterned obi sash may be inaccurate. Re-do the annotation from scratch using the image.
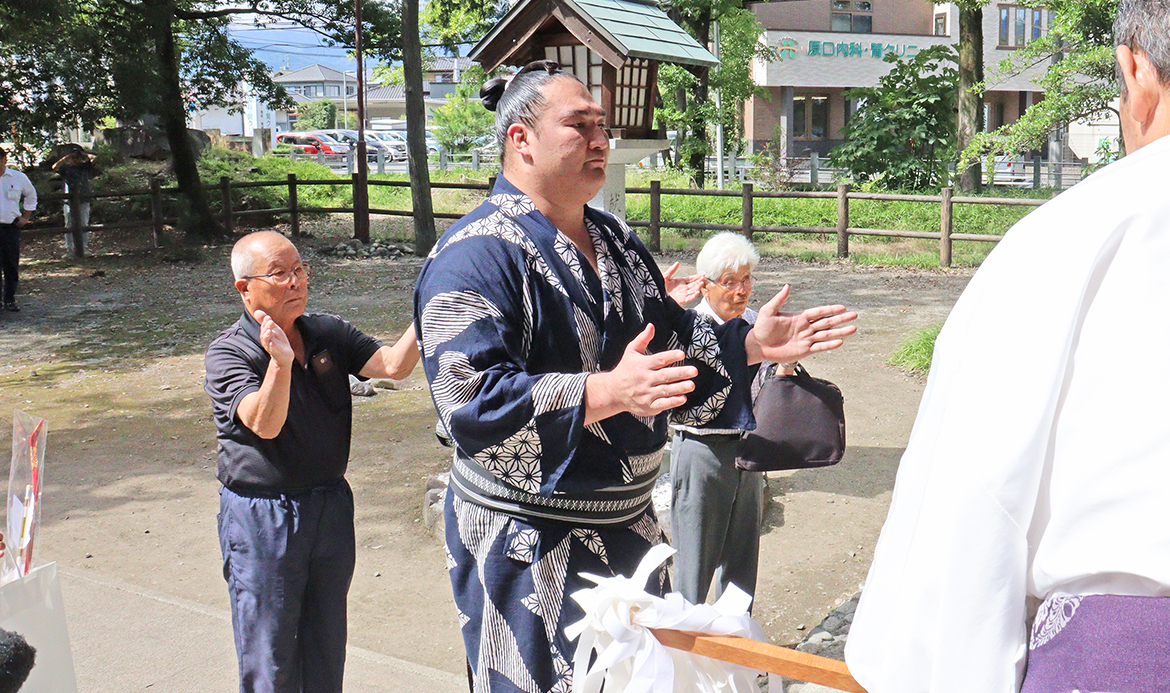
[450,447,663,527]
[1021,594,1170,693]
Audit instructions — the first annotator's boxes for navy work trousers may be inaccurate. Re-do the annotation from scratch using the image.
[218,479,356,693]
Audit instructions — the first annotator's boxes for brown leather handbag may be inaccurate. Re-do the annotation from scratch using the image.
[735,364,846,472]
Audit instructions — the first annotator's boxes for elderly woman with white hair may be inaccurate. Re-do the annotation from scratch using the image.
[670,231,792,607]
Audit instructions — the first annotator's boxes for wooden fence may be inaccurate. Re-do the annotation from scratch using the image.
[630,180,1049,267]
[28,175,1047,267]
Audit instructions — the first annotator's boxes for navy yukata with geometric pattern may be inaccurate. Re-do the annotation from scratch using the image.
[414,176,755,693]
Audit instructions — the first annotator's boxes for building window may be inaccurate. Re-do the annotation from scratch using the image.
[999,5,1047,48]
[793,95,829,140]
[326,85,340,97]
[934,12,946,36]
[831,1,873,32]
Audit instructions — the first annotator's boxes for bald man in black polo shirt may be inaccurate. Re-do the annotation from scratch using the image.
[205,231,418,693]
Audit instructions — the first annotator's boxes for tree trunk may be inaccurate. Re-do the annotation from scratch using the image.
[402,0,436,256]
[145,0,220,240]
[957,5,984,193]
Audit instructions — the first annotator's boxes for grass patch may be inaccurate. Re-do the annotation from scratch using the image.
[888,324,943,373]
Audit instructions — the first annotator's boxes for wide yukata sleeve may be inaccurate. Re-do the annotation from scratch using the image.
[844,186,1130,693]
[596,213,754,431]
[414,220,590,496]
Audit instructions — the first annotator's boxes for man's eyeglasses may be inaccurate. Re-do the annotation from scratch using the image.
[243,265,310,285]
[708,276,752,292]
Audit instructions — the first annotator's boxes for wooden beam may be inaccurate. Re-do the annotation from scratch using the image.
[650,629,868,693]
[601,62,617,124]
[538,32,583,47]
[551,5,625,68]
[474,0,555,70]
[642,61,659,134]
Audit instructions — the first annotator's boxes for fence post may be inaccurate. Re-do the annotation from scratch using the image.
[347,149,355,176]
[68,185,85,258]
[377,150,385,175]
[150,179,163,248]
[317,150,325,166]
[1032,153,1042,189]
[287,173,300,236]
[472,149,480,171]
[1053,160,1063,190]
[939,186,954,268]
[649,179,662,252]
[439,148,448,171]
[741,182,754,241]
[836,183,850,258]
[810,152,819,186]
[220,176,234,235]
[352,172,370,243]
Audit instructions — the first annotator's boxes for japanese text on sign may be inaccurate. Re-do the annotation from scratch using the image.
[805,40,918,58]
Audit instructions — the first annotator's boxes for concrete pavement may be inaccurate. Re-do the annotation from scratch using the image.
[57,565,467,693]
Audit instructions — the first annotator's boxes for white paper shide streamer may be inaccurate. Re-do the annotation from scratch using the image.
[565,544,766,693]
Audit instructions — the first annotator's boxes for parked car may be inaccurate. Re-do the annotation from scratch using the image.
[992,154,1030,185]
[372,130,439,157]
[276,132,349,156]
[469,134,501,159]
[366,131,409,161]
[314,129,399,162]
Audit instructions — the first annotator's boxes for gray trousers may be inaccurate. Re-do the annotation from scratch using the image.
[669,430,763,606]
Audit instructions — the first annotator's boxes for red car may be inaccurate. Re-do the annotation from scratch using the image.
[276,133,350,155]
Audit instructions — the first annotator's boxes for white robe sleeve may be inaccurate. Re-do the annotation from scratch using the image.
[844,180,1131,692]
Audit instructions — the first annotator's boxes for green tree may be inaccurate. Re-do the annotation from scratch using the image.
[657,2,776,187]
[0,0,401,239]
[832,45,959,190]
[963,0,1119,167]
[296,99,337,130]
[431,68,494,153]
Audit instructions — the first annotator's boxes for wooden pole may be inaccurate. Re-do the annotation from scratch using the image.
[287,173,300,236]
[220,176,233,235]
[353,0,370,243]
[68,185,85,258]
[649,179,662,252]
[150,179,163,247]
[651,629,867,693]
[741,182,753,241]
[836,182,850,258]
[940,186,954,268]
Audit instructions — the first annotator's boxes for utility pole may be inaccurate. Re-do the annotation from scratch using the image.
[353,0,370,242]
[714,19,724,190]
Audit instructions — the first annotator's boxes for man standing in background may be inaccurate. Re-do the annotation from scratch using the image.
[0,148,37,312]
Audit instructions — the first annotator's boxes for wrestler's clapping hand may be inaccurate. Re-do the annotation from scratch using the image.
[748,285,858,364]
[254,309,295,369]
[662,262,703,306]
[585,323,697,425]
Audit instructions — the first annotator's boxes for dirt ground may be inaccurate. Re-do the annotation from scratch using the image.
[2,223,973,677]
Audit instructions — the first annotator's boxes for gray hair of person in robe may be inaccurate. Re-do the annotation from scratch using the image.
[1115,0,1170,95]
[480,60,586,158]
[696,232,761,280]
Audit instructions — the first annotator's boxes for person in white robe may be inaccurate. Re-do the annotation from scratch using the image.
[845,2,1170,691]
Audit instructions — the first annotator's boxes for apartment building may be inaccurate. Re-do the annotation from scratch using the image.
[745,0,1052,157]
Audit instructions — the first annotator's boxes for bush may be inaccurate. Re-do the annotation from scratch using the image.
[887,324,942,373]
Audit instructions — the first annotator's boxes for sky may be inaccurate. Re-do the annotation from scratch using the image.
[228,22,356,73]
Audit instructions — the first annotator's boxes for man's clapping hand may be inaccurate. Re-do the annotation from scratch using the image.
[255,309,294,369]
